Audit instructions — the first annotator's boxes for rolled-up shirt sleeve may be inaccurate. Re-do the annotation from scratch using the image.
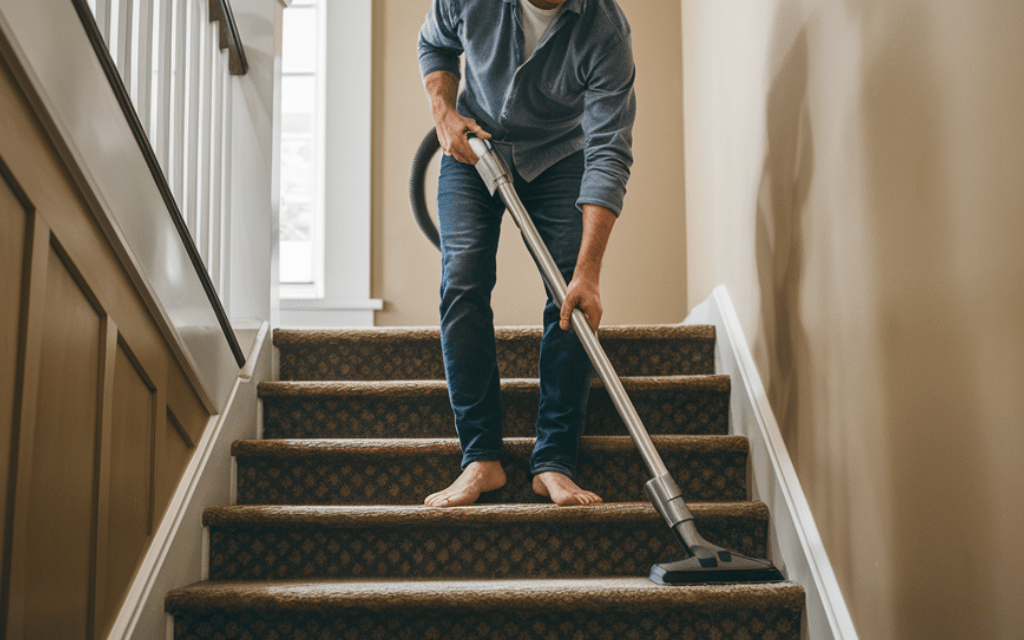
[578,35,636,216]
[418,0,463,79]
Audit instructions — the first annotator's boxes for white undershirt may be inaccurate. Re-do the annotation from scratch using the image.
[520,0,561,61]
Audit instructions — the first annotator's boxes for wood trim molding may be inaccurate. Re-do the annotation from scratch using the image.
[0,166,42,637]
[3,212,50,640]
[93,315,119,639]
[166,409,195,450]
[68,0,246,368]
[0,154,34,216]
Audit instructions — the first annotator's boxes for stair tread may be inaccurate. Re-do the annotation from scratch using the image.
[234,435,749,505]
[261,375,731,439]
[205,501,771,580]
[167,577,803,614]
[203,501,769,527]
[259,374,730,397]
[277,325,717,381]
[274,324,715,345]
[232,434,749,457]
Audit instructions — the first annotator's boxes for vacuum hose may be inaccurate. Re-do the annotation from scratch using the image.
[408,127,442,250]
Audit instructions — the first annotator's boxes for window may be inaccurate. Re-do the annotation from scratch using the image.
[279,0,326,297]
[277,0,379,326]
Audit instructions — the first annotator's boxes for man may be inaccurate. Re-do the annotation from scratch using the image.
[418,0,635,507]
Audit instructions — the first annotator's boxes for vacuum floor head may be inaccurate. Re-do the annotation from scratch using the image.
[650,550,785,585]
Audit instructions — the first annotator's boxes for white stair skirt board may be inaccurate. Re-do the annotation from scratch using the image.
[684,286,859,640]
[104,322,273,640]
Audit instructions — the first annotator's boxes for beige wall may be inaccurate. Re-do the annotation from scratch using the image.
[684,1,1024,638]
[371,0,687,327]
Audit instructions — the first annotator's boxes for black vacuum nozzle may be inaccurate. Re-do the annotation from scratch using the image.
[645,477,787,585]
[650,550,785,585]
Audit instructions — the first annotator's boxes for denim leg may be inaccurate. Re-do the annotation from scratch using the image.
[437,155,506,469]
[514,152,594,480]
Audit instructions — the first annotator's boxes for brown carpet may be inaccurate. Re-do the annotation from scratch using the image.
[166,325,804,639]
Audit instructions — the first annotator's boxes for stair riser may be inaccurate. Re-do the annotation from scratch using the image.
[278,336,716,381]
[261,386,729,439]
[173,607,801,640]
[208,517,767,580]
[235,447,747,506]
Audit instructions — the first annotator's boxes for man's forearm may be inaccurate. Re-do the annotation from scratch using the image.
[558,204,616,331]
[575,204,617,281]
[424,70,459,119]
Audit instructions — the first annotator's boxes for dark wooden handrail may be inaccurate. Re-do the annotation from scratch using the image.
[209,0,249,76]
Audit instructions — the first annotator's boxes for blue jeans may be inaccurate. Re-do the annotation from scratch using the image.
[437,150,594,479]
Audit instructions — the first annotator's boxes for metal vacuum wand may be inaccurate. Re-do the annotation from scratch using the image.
[466,136,712,561]
[406,129,783,583]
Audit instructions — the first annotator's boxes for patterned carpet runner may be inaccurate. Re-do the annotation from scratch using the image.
[166,324,805,639]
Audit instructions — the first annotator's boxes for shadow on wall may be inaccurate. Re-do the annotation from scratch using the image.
[859,6,992,639]
[754,4,814,461]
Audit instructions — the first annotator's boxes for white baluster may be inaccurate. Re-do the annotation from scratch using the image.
[93,0,112,45]
[134,0,154,133]
[195,9,213,264]
[113,0,133,85]
[170,0,187,206]
[209,45,224,291]
[219,58,233,301]
[184,0,201,236]
[153,0,174,171]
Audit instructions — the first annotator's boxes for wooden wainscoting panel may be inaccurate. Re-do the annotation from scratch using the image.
[156,409,195,519]
[1,41,216,639]
[166,362,208,456]
[0,51,209,443]
[95,339,158,634]
[0,158,31,633]
[18,245,104,639]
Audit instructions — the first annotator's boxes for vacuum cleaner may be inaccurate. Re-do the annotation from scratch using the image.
[409,128,785,585]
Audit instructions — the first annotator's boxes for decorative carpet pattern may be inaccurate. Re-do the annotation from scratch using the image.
[205,504,768,580]
[233,436,748,505]
[260,376,730,439]
[167,579,803,640]
[166,324,804,639]
[276,325,716,381]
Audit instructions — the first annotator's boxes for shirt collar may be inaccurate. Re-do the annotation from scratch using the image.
[500,0,586,15]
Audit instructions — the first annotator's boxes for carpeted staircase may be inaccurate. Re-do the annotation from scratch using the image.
[166,325,805,639]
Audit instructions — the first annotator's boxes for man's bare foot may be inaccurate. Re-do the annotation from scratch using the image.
[533,471,603,506]
[424,461,507,507]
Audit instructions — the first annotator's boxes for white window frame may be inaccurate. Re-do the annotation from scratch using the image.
[279,0,327,299]
[279,0,381,327]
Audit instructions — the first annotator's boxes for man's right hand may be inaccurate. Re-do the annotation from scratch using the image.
[435,111,491,165]
[424,70,491,164]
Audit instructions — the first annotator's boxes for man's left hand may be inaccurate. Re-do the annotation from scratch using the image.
[560,272,603,332]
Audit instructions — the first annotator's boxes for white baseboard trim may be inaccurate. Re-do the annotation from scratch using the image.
[105,321,272,640]
[685,286,859,640]
[279,307,377,328]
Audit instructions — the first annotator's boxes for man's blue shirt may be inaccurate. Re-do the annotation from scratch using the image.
[418,0,635,215]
